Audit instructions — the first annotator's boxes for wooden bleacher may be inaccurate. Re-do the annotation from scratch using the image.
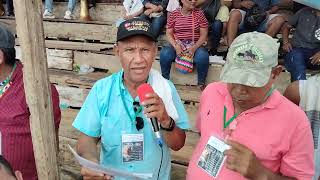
[0,2,292,179]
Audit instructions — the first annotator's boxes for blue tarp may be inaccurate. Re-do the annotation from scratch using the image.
[294,0,320,10]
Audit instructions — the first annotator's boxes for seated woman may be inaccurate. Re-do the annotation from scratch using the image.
[0,25,61,180]
[160,0,209,88]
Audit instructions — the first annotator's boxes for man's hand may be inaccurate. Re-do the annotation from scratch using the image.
[240,0,255,9]
[124,15,133,20]
[224,140,266,179]
[141,93,170,127]
[81,167,113,180]
[282,42,292,53]
[310,51,320,65]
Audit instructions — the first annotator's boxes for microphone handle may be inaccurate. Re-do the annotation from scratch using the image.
[150,118,160,132]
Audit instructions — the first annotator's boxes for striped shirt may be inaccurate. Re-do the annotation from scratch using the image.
[167,8,208,42]
[0,61,61,180]
[299,75,320,180]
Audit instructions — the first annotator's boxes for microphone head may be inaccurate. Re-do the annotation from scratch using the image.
[137,83,154,102]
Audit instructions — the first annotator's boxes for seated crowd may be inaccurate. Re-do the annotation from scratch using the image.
[0,0,319,180]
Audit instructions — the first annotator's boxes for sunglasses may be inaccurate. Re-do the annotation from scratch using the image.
[133,101,144,131]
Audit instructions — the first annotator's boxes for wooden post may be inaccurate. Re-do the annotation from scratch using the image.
[12,0,60,179]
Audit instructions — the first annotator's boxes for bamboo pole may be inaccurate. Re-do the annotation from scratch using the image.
[12,0,60,179]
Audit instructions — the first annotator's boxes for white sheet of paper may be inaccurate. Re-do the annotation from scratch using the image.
[68,145,153,179]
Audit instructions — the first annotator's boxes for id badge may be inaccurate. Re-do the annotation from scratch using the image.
[122,134,144,162]
[197,136,230,178]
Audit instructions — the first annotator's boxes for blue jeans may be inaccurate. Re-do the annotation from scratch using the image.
[285,47,320,81]
[160,44,209,85]
[45,0,76,12]
[209,20,223,52]
[5,0,14,15]
[140,14,167,38]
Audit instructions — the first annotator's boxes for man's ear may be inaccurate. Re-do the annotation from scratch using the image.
[271,65,282,80]
[0,50,4,65]
[113,43,119,57]
[15,171,23,180]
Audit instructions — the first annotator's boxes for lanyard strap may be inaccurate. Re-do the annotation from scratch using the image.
[119,77,142,121]
[119,77,134,121]
[223,106,238,129]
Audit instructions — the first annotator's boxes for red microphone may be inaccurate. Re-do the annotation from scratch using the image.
[137,83,163,146]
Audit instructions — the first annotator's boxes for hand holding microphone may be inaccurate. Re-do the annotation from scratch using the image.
[137,84,171,146]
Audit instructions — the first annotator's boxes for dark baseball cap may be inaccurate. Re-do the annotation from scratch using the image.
[0,25,14,48]
[116,18,156,42]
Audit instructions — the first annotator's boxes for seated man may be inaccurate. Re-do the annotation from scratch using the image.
[73,18,190,180]
[187,32,314,179]
[284,75,320,180]
[43,0,77,19]
[282,7,320,81]
[0,156,23,180]
[227,0,285,46]
[140,0,168,38]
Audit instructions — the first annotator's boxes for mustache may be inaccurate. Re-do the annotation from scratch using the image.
[233,95,249,101]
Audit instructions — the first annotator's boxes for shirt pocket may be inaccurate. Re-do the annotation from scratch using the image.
[243,132,279,162]
[100,116,122,149]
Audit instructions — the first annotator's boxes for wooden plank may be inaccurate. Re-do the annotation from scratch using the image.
[16,46,73,70]
[0,18,167,45]
[59,109,80,139]
[49,69,108,89]
[74,51,116,71]
[171,163,187,180]
[0,18,117,42]
[56,85,89,108]
[50,2,123,22]
[16,38,114,51]
[13,0,60,178]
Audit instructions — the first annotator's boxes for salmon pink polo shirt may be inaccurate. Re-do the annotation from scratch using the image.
[187,82,314,180]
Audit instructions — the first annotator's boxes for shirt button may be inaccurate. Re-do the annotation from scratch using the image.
[129,165,133,168]
[307,19,310,22]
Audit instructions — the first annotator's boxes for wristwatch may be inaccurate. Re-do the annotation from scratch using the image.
[160,117,175,132]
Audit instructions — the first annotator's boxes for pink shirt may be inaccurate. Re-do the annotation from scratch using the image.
[187,82,314,180]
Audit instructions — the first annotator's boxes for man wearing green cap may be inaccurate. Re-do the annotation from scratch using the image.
[187,32,314,179]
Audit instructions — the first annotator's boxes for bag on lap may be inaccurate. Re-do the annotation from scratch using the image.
[175,40,194,74]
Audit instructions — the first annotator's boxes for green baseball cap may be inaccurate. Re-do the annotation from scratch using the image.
[220,32,280,87]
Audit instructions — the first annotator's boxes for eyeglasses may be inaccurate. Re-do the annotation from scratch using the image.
[133,101,144,131]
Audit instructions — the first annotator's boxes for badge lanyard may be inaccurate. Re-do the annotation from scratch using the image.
[223,86,276,137]
[0,62,16,95]
[119,77,135,123]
